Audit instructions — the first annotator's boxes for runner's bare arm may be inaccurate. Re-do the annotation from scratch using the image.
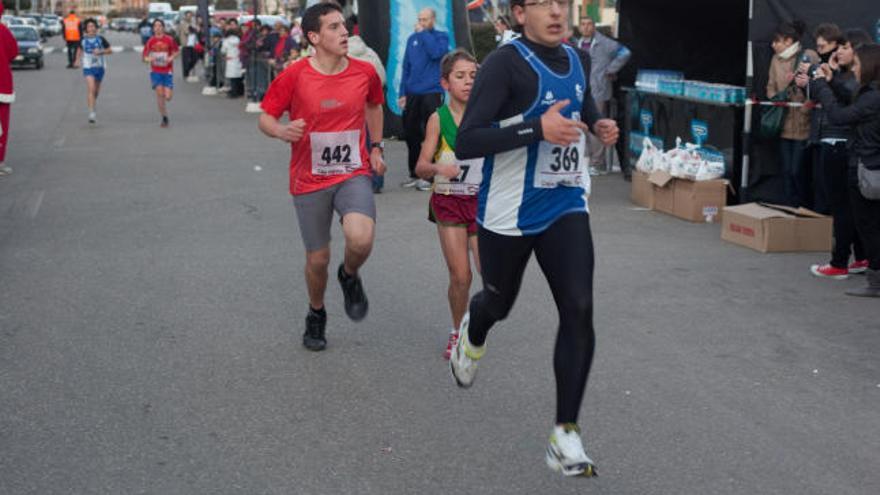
[415,112,442,179]
[258,113,305,143]
[74,47,82,67]
[365,103,386,175]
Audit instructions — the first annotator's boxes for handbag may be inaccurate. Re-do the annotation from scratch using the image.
[758,52,803,139]
[758,91,790,139]
[857,159,880,200]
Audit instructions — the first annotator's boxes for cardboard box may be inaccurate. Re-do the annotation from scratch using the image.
[721,203,833,253]
[648,170,675,215]
[631,171,728,223]
[673,178,729,223]
[630,170,654,208]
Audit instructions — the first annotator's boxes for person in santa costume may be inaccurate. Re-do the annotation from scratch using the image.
[0,5,17,177]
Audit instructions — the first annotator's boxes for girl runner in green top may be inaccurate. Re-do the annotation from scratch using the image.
[415,50,483,359]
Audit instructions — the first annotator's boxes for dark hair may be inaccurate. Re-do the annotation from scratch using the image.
[228,19,238,26]
[856,44,880,87]
[774,20,806,42]
[814,23,844,44]
[302,2,343,46]
[83,18,98,30]
[152,18,165,30]
[844,28,873,50]
[440,49,477,79]
[495,15,511,29]
[510,0,526,7]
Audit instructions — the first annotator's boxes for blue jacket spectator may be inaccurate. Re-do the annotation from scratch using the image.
[399,27,448,97]
[398,8,449,188]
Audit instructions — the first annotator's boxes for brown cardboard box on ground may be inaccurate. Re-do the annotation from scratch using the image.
[721,203,833,253]
[673,178,729,223]
[630,170,654,208]
[648,170,675,215]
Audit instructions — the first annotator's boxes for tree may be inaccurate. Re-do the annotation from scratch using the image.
[3,0,33,14]
[215,0,237,10]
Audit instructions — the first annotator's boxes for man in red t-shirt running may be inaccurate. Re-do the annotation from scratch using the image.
[143,19,179,128]
[259,2,386,351]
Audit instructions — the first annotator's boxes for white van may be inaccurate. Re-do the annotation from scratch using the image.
[148,3,173,15]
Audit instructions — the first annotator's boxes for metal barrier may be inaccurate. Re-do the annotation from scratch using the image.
[245,57,277,103]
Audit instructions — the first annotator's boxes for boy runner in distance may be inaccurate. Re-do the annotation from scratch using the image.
[75,18,111,124]
[143,19,179,128]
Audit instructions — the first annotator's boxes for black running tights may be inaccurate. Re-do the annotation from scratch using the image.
[468,213,596,424]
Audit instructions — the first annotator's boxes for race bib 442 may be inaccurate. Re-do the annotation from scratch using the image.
[310,130,363,176]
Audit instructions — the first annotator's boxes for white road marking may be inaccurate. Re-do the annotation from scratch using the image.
[53,135,66,148]
[111,46,124,53]
[43,46,56,54]
[29,190,45,219]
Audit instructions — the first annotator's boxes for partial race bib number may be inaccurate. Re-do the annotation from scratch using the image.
[434,158,484,195]
[151,51,168,66]
[82,52,102,69]
[310,130,363,176]
[534,132,588,189]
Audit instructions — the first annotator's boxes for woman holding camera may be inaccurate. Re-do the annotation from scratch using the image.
[800,30,874,279]
[811,44,880,298]
[767,21,818,207]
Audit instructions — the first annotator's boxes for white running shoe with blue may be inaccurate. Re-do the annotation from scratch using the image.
[545,424,597,477]
[449,313,485,388]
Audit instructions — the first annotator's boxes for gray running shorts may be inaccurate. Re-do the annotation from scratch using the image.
[292,174,376,252]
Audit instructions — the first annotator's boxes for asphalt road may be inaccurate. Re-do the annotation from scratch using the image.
[1,32,878,494]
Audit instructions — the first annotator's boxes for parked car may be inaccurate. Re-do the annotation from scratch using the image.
[162,11,178,36]
[238,15,290,28]
[10,26,43,69]
[124,18,142,31]
[20,14,47,36]
[18,16,42,33]
[41,17,61,36]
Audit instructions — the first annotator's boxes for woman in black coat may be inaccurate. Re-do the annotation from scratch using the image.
[811,44,880,297]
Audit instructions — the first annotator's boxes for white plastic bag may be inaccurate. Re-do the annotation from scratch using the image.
[696,158,725,181]
[636,137,661,173]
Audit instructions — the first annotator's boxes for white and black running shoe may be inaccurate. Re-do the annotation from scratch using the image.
[546,424,597,477]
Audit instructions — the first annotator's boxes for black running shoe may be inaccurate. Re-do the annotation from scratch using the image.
[303,309,327,351]
[160,116,169,128]
[337,264,368,321]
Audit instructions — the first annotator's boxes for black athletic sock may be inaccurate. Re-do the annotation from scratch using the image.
[309,306,326,318]
[467,293,495,347]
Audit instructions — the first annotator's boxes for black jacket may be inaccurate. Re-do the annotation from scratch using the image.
[812,78,880,184]
[808,70,858,143]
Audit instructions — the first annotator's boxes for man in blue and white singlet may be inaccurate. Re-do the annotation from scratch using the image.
[449,0,619,478]
[75,18,111,124]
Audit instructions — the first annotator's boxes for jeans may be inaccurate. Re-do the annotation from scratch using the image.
[779,139,808,207]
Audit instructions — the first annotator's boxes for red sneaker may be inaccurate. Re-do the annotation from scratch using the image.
[810,264,849,280]
[444,330,459,360]
[848,260,869,274]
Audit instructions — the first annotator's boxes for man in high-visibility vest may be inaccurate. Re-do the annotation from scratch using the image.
[63,10,82,68]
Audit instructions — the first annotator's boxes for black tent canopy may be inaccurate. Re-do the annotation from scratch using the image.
[618,0,878,200]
